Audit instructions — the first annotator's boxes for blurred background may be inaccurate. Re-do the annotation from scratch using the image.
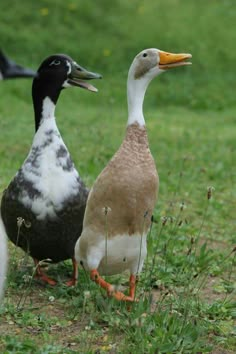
[0,0,235,109]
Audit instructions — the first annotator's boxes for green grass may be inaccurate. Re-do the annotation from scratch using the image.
[0,0,236,110]
[0,0,236,353]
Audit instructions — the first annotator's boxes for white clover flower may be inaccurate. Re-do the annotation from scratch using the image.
[49,296,55,302]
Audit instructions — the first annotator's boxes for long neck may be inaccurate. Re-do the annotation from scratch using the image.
[39,96,56,128]
[32,79,61,131]
[127,77,150,126]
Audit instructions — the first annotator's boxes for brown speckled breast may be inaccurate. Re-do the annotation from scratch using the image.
[83,122,159,238]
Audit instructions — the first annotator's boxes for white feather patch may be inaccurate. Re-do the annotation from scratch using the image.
[17,97,81,220]
[76,233,147,276]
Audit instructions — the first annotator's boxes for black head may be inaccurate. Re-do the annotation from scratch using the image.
[0,50,36,80]
[34,54,101,96]
[32,54,102,131]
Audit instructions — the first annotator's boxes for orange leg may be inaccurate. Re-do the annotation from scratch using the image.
[90,269,137,302]
[129,274,136,298]
[65,257,78,286]
[33,258,57,286]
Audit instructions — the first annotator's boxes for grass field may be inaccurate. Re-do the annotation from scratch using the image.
[0,0,236,353]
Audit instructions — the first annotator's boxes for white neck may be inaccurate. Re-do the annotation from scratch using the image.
[127,76,150,126]
[33,97,59,147]
[40,96,56,126]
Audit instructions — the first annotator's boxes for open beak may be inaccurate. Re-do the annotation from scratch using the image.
[159,50,192,70]
[68,62,102,92]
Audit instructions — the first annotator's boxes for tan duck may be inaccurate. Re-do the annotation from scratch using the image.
[75,48,192,301]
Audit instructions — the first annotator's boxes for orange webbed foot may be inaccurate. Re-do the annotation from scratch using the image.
[35,272,57,286]
[90,269,138,302]
[34,258,57,286]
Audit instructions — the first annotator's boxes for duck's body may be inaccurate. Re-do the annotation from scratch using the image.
[0,50,36,80]
[75,48,191,301]
[1,54,101,285]
[78,123,158,277]
[1,105,88,263]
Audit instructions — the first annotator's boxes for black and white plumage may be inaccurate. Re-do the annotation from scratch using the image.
[0,50,36,80]
[1,54,102,285]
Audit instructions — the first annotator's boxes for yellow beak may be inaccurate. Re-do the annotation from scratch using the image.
[159,50,192,69]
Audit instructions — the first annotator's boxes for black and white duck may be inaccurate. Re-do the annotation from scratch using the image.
[0,50,36,80]
[1,54,102,286]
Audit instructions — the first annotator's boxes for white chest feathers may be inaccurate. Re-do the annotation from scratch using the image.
[75,233,147,276]
[16,116,81,220]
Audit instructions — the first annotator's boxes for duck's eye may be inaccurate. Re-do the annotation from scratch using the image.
[143,53,148,58]
[49,59,61,66]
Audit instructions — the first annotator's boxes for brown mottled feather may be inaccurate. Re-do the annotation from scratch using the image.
[80,123,158,246]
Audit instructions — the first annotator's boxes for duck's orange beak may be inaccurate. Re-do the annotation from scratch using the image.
[159,50,192,70]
